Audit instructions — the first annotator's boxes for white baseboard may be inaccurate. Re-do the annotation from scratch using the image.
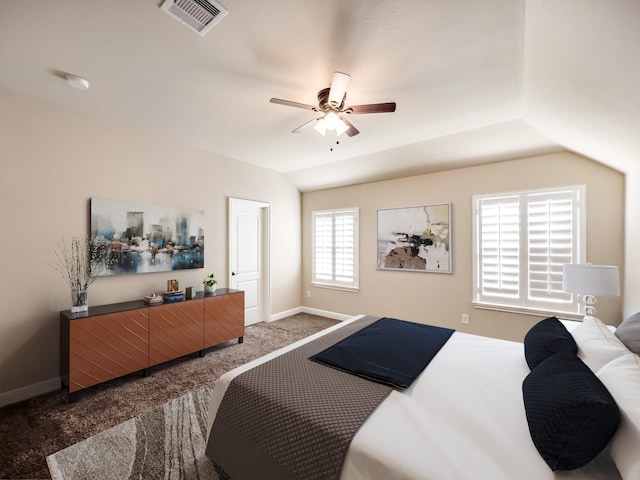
[270,306,352,322]
[1,307,351,407]
[270,306,303,321]
[300,307,353,321]
[0,377,60,408]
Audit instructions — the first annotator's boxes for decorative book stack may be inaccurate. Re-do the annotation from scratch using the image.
[162,290,184,302]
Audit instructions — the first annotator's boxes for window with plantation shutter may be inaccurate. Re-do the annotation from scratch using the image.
[473,186,585,315]
[312,208,359,290]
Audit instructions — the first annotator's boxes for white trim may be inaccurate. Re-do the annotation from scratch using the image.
[299,307,353,321]
[270,306,303,321]
[310,282,359,293]
[0,377,60,408]
[472,302,584,321]
[261,204,271,324]
[312,208,359,290]
[270,306,352,322]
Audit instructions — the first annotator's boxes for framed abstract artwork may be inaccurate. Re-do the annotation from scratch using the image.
[377,203,452,273]
[90,197,205,276]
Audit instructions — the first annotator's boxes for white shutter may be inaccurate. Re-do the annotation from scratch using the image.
[477,196,520,300]
[473,186,585,314]
[312,209,359,289]
[527,190,576,307]
[313,213,334,282]
[334,211,355,283]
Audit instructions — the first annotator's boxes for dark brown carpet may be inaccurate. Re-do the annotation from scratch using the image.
[0,313,339,480]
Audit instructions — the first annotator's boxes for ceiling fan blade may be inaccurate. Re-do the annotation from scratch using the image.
[347,102,396,114]
[270,98,316,110]
[292,117,321,133]
[340,116,360,137]
[328,71,351,106]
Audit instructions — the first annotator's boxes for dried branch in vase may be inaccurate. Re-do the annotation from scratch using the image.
[50,235,109,291]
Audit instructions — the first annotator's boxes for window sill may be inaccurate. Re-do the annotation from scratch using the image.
[311,282,359,293]
[472,302,583,322]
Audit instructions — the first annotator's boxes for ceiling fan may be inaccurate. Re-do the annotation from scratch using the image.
[270,71,396,138]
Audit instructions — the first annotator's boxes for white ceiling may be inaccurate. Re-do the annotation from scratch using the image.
[0,0,637,191]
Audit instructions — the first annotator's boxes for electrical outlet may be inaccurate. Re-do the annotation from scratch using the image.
[306,290,311,298]
[461,313,469,325]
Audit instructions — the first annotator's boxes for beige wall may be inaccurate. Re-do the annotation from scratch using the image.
[0,88,302,396]
[1,84,634,401]
[302,153,625,342]
[624,166,640,317]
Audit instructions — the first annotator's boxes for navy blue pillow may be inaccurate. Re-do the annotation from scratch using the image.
[524,316,577,370]
[522,351,620,471]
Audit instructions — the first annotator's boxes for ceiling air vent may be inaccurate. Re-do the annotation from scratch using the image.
[161,0,228,36]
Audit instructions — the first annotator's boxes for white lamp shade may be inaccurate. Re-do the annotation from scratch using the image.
[313,118,327,136]
[324,111,341,130]
[335,117,349,136]
[562,264,620,297]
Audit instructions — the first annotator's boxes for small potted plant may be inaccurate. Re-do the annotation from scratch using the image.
[203,273,218,294]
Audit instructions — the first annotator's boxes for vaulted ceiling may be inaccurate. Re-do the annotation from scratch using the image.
[0,1,637,191]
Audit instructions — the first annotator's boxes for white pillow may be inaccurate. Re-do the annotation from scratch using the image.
[571,317,630,372]
[597,354,640,480]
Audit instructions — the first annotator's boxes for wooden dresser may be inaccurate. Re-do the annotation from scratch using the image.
[60,288,244,401]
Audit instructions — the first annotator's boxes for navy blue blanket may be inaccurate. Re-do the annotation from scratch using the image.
[309,317,455,389]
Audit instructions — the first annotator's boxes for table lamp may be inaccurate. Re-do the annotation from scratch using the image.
[562,264,620,321]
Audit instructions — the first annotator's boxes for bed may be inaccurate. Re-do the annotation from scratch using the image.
[205,314,640,480]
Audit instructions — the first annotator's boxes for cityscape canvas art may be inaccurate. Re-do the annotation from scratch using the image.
[90,198,205,276]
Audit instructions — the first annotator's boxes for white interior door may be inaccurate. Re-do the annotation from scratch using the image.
[229,198,270,326]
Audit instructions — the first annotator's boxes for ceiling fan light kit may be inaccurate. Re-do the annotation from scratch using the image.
[313,111,349,136]
[270,71,396,139]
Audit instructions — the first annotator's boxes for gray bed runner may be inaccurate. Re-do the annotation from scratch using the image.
[206,315,392,480]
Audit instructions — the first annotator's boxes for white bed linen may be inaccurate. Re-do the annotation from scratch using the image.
[206,315,621,480]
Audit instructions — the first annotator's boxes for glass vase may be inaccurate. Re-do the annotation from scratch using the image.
[71,289,88,313]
